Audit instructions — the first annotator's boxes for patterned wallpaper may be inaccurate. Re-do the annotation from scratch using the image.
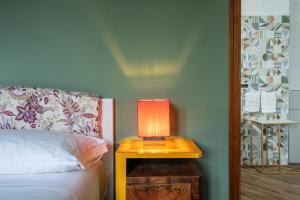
[241,16,290,165]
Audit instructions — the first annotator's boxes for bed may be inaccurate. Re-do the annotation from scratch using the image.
[0,86,114,200]
[0,160,108,200]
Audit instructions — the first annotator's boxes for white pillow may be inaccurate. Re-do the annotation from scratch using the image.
[0,129,108,174]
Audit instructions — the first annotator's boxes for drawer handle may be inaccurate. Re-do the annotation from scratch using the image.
[160,184,172,191]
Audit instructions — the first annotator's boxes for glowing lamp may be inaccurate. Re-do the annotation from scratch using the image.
[137,99,170,138]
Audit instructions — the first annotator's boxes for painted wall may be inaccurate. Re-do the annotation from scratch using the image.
[0,0,229,199]
[242,0,289,16]
[289,0,300,90]
[289,91,300,163]
[289,0,300,163]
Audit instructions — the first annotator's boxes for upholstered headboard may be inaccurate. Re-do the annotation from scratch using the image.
[0,86,104,136]
[0,86,115,199]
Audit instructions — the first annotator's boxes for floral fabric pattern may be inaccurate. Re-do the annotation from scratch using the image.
[0,86,102,137]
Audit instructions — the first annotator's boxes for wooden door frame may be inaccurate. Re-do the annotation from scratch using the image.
[229,0,241,199]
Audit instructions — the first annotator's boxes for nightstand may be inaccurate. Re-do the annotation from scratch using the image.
[115,137,203,200]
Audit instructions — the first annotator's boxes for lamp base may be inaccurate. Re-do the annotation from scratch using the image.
[143,137,166,141]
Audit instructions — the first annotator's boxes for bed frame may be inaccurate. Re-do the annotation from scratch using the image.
[0,86,115,200]
[100,99,115,200]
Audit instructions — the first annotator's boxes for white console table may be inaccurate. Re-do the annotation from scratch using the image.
[245,118,300,173]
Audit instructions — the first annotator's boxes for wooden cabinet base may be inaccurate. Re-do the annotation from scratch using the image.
[127,183,191,200]
[126,159,202,200]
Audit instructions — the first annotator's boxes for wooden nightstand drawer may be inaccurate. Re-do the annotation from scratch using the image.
[126,159,201,200]
[127,183,191,200]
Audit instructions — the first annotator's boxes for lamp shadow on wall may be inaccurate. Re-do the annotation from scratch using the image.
[98,22,201,91]
[100,28,199,78]
[83,2,207,91]
[85,1,202,84]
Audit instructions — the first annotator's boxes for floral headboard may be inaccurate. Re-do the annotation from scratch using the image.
[0,86,102,137]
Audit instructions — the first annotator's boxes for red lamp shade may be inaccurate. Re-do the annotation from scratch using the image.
[137,99,170,138]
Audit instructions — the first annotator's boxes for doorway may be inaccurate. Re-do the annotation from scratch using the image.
[229,0,300,199]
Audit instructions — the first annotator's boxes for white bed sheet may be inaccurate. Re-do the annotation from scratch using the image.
[0,160,108,200]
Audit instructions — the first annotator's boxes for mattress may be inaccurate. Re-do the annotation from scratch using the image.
[0,160,108,200]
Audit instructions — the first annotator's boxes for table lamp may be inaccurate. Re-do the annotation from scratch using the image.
[137,99,170,139]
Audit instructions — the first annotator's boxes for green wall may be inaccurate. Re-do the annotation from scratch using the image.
[0,0,229,199]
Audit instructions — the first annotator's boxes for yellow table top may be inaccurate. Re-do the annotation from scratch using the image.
[116,136,203,158]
